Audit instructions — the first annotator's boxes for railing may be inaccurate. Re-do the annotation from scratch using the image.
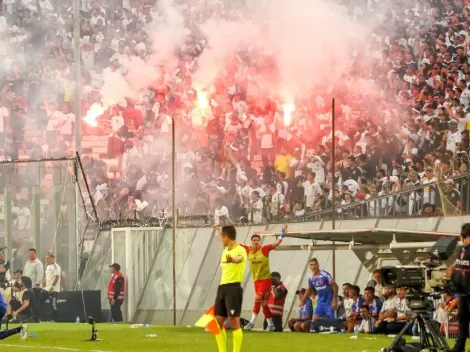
[95,172,470,228]
[304,173,468,222]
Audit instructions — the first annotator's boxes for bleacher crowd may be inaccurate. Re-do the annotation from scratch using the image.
[2,0,470,227]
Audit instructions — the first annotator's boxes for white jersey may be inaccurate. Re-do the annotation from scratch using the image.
[44,263,61,292]
[343,297,354,317]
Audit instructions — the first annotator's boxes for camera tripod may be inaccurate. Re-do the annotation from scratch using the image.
[382,311,450,352]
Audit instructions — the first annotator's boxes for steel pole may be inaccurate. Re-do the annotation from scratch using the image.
[331,98,336,278]
[73,0,81,153]
[172,118,177,326]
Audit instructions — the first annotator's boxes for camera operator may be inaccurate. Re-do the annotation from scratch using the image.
[7,276,32,322]
[446,223,470,352]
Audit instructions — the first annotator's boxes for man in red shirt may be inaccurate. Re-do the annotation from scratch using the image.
[241,225,286,331]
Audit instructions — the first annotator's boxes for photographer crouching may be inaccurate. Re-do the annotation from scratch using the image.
[446,223,470,352]
[5,276,32,322]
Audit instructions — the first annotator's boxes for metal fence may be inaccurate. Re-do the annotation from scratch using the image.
[96,173,470,228]
[0,155,95,290]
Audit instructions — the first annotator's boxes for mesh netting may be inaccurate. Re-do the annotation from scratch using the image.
[0,155,95,289]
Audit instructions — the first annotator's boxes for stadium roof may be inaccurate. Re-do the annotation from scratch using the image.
[254,228,459,246]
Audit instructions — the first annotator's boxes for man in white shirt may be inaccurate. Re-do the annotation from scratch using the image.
[366,269,385,298]
[339,283,354,320]
[23,248,43,322]
[376,287,411,335]
[358,305,376,334]
[23,249,43,289]
[214,198,229,225]
[303,171,322,208]
[445,120,462,153]
[375,286,396,333]
[42,253,60,321]
[259,118,275,166]
[248,191,263,224]
[268,184,284,218]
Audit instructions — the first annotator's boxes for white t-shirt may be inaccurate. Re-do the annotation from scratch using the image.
[46,110,67,131]
[343,297,354,317]
[251,199,263,224]
[259,123,275,149]
[270,191,284,216]
[158,114,173,133]
[380,297,395,312]
[446,130,462,153]
[303,181,322,207]
[458,114,470,132]
[307,159,326,184]
[393,296,410,318]
[61,113,74,136]
[214,206,229,225]
[44,263,61,292]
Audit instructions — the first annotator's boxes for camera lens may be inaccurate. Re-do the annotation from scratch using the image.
[382,268,398,287]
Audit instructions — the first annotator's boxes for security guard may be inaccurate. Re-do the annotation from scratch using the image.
[447,223,470,352]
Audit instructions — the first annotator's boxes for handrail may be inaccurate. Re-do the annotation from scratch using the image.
[299,172,470,220]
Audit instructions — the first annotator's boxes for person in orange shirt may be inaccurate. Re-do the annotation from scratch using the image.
[242,224,286,331]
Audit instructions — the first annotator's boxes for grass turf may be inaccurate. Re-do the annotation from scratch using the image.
[0,323,407,351]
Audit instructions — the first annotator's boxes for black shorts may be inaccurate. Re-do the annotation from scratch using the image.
[214,283,243,318]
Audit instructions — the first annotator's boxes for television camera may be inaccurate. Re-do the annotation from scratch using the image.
[380,236,458,352]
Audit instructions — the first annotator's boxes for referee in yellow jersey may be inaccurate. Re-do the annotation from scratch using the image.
[214,226,247,352]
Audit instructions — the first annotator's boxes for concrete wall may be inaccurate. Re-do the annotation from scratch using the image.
[81,215,470,326]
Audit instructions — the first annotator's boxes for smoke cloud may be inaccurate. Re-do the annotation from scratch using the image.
[96,0,375,106]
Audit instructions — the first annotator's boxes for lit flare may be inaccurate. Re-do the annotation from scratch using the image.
[197,90,209,110]
[282,103,295,127]
[83,103,106,127]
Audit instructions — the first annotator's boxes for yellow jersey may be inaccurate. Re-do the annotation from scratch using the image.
[220,244,247,285]
[248,245,273,281]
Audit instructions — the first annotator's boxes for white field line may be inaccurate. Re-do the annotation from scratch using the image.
[0,343,114,352]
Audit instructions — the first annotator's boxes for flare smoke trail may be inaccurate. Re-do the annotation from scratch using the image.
[95,0,373,108]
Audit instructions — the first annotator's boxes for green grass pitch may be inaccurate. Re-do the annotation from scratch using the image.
[0,323,415,351]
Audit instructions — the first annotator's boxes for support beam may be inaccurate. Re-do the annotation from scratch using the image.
[274,242,442,252]
[390,242,439,249]
[255,228,459,238]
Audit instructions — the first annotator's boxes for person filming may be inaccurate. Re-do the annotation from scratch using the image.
[447,223,470,352]
[7,276,32,322]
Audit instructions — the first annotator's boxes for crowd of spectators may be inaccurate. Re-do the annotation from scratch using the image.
[3,0,470,225]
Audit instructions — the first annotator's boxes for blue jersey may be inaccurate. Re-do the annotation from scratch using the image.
[365,297,382,316]
[299,298,313,319]
[0,292,7,310]
[351,295,365,315]
[308,270,334,305]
